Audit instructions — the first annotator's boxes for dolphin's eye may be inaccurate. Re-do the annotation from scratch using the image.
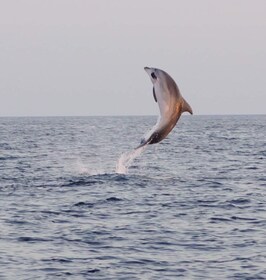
[151,72,157,79]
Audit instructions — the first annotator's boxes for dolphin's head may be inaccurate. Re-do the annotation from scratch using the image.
[144,67,160,84]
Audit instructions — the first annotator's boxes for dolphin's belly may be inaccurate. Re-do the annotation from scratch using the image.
[148,106,182,145]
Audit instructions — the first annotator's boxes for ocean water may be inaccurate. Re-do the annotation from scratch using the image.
[0,115,265,280]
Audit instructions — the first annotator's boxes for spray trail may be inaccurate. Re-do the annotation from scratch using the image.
[116,145,147,174]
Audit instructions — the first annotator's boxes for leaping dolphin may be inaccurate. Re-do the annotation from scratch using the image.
[137,67,193,148]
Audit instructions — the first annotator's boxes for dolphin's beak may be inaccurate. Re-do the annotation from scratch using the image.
[144,67,151,74]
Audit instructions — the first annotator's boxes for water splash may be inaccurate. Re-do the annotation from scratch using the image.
[116,145,147,174]
[67,160,106,176]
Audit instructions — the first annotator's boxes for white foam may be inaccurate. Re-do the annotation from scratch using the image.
[115,145,147,174]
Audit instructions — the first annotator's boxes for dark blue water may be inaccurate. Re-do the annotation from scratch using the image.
[0,115,265,279]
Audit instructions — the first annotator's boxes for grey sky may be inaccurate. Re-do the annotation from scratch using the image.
[1,0,265,116]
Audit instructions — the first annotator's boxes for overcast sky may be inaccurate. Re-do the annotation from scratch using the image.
[0,0,265,116]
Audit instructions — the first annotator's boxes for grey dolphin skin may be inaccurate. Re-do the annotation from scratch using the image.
[137,67,193,148]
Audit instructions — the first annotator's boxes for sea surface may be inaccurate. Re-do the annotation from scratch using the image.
[0,115,266,280]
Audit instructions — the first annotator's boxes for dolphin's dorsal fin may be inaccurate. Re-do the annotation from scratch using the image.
[153,87,157,102]
[182,98,193,115]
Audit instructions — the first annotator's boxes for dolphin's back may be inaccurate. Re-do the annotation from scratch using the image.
[155,70,181,118]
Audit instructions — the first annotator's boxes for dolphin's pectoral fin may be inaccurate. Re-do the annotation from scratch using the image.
[182,98,193,115]
[153,87,157,103]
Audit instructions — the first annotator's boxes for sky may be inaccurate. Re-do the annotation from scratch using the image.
[0,0,265,116]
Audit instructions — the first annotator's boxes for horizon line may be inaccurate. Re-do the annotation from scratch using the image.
[0,113,265,118]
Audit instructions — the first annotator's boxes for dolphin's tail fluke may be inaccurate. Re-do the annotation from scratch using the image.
[135,140,150,150]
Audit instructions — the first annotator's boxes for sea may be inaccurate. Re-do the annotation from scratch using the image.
[0,115,265,280]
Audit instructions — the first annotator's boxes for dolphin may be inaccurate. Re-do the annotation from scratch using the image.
[137,67,193,148]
